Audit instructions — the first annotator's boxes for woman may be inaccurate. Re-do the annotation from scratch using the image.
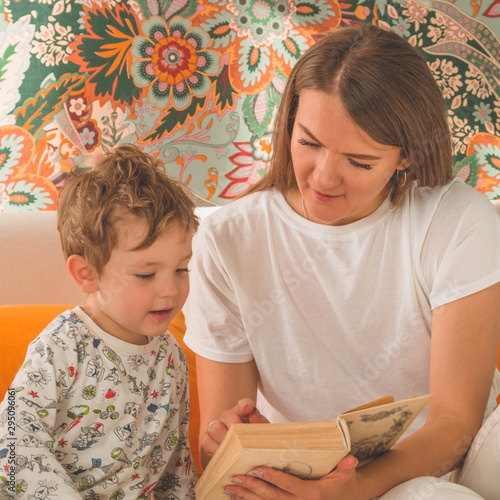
[184,23,500,499]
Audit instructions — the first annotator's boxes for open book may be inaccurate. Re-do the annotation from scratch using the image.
[195,394,431,500]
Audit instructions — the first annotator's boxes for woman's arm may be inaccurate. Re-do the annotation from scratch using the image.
[223,283,500,499]
[352,281,500,496]
[196,355,262,468]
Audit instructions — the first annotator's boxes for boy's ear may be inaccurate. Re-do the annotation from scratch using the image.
[67,255,99,294]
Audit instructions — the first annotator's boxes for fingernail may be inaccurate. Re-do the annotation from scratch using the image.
[249,469,264,478]
[223,488,236,495]
[208,419,219,433]
[231,477,244,485]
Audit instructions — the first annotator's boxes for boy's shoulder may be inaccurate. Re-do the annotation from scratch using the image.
[28,312,189,380]
[30,308,93,353]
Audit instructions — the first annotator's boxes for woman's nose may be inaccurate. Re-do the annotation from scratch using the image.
[312,154,342,188]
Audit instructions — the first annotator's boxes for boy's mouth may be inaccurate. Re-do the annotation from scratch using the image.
[149,309,173,321]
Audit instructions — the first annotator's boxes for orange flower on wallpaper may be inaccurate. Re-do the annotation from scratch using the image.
[131,16,220,110]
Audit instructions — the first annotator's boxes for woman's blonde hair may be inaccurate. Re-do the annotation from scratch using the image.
[245,23,453,203]
[58,144,198,276]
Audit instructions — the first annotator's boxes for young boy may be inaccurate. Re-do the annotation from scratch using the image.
[0,145,198,499]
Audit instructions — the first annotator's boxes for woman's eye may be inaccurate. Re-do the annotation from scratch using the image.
[349,159,372,170]
[136,274,154,280]
[298,138,320,148]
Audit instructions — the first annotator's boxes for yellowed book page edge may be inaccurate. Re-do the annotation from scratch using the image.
[195,419,350,500]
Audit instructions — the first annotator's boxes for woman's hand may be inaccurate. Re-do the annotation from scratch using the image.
[222,454,360,500]
[201,398,269,458]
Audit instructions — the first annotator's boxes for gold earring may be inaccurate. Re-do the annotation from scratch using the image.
[396,169,407,187]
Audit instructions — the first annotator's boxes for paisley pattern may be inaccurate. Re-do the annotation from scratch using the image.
[0,0,499,211]
[456,132,500,196]
[191,0,341,94]
[0,125,57,211]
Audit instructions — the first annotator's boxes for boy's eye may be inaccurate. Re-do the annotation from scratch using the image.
[176,268,190,274]
[348,159,372,170]
[298,138,320,148]
[136,274,154,280]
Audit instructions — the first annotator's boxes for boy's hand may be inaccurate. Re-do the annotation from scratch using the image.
[201,398,269,457]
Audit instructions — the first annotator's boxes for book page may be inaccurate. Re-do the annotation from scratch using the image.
[339,395,431,461]
[343,395,395,413]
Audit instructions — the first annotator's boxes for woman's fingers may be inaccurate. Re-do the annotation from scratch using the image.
[223,458,360,499]
[200,419,228,456]
[207,418,229,443]
[223,470,296,499]
[225,468,303,499]
[335,454,358,471]
[201,399,269,457]
[232,398,264,421]
[201,399,259,455]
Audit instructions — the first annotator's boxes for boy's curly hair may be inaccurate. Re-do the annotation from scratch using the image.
[57,144,199,276]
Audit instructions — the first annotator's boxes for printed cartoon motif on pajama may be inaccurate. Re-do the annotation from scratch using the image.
[0,307,196,499]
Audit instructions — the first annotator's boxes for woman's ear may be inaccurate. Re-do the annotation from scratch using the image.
[67,255,99,294]
[398,157,411,171]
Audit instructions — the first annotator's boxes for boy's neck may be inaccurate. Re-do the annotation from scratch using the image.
[80,303,150,346]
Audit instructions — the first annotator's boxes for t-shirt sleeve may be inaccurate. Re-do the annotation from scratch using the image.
[420,184,500,310]
[184,218,254,363]
[0,335,84,499]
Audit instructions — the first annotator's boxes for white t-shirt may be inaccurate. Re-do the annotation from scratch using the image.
[184,179,500,431]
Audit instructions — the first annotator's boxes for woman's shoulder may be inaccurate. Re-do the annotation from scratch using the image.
[409,178,497,220]
[201,189,277,229]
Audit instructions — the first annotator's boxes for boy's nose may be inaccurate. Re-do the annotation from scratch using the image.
[158,279,178,298]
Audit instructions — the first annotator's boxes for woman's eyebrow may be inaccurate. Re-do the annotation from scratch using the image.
[343,153,382,160]
[298,123,323,145]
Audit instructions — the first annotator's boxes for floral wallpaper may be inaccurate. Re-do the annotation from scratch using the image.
[0,0,499,211]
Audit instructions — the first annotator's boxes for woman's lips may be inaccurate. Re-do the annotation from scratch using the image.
[312,189,343,202]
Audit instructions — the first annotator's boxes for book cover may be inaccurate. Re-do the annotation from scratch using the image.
[195,394,431,500]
